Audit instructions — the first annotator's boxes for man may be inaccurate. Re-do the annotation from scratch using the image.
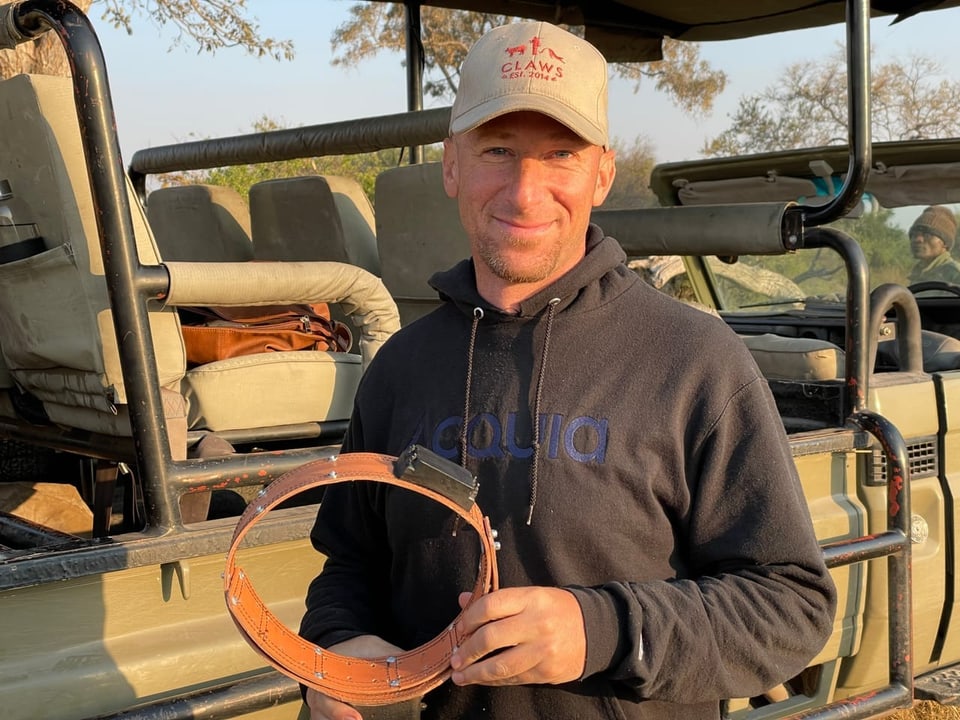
[300,20,835,720]
[907,204,960,285]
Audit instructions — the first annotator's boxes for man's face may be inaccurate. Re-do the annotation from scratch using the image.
[910,230,947,262]
[442,112,616,302]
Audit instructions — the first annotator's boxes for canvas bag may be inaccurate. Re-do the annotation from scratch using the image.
[179,304,352,367]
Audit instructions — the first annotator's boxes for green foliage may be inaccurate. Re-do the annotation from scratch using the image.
[739,208,913,305]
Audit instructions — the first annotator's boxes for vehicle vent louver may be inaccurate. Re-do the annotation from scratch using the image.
[868,436,938,486]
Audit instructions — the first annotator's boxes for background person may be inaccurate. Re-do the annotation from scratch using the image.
[908,204,960,285]
[300,20,836,720]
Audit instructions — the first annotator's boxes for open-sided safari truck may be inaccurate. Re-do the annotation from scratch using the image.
[2,0,960,718]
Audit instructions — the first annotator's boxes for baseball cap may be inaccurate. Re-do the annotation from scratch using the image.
[449,21,609,149]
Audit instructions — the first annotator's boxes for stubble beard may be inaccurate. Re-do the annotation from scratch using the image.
[477,231,560,285]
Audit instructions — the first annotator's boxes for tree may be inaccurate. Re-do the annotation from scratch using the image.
[703,51,960,156]
[602,136,659,209]
[331,4,727,117]
[731,208,914,308]
[0,0,291,79]
[0,0,91,77]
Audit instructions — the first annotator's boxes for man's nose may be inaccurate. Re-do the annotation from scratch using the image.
[508,158,549,207]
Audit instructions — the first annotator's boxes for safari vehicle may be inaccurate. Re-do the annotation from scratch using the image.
[1,0,959,718]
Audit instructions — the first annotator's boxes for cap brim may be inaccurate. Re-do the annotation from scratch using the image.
[450,94,608,148]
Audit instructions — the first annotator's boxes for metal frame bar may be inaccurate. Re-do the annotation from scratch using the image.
[405,2,425,164]
[0,2,918,718]
[793,410,913,719]
[2,1,345,535]
[802,0,871,226]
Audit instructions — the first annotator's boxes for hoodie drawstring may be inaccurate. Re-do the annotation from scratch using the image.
[452,307,483,537]
[527,298,560,525]
[460,307,484,468]
[459,299,559,528]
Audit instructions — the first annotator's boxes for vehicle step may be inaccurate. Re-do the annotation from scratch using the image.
[915,666,960,705]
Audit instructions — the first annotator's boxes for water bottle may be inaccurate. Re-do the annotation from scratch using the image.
[0,179,45,264]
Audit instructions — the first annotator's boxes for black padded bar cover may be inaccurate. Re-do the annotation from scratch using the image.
[592,202,799,257]
[130,108,452,176]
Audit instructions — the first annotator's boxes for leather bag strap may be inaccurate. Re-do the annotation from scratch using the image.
[224,446,499,706]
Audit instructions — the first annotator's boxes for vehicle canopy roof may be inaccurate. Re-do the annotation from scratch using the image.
[370,0,960,60]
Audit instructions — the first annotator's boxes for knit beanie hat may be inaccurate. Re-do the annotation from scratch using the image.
[911,205,958,250]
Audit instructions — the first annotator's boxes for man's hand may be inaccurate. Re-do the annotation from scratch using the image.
[304,635,404,720]
[450,586,586,687]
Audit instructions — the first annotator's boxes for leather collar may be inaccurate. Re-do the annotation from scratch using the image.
[224,446,499,706]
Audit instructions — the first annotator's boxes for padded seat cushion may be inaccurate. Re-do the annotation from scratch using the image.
[181,351,361,431]
[740,334,845,381]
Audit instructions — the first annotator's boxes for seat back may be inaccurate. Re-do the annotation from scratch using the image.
[0,73,186,436]
[249,175,380,275]
[147,184,253,262]
[374,162,469,325]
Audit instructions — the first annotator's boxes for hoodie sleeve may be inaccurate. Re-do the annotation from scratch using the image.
[568,376,836,704]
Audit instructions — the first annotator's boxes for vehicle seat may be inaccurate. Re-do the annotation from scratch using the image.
[374,162,469,325]
[249,175,380,275]
[0,73,363,439]
[877,329,960,373]
[0,73,187,440]
[146,184,253,262]
[740,334,845,381]
[148,181,365,432]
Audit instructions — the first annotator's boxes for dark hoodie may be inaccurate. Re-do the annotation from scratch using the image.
[300,225,836,719]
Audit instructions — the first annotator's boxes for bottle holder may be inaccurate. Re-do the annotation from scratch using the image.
[0,223,45,264]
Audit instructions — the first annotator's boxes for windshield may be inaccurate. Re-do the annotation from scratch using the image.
[653,202,960,312]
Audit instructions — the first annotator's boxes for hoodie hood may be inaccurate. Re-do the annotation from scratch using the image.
[428,224,627,317]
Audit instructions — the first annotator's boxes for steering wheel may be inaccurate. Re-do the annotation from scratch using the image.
[908,281,960,298]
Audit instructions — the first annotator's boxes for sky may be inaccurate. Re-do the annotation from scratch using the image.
[90,0,960,169]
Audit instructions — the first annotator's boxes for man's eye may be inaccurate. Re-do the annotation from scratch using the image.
[485,147,509,156]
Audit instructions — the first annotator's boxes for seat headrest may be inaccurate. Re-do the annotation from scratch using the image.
[147,184,253,262]
[374,162,469,308]
[249,175,380,275]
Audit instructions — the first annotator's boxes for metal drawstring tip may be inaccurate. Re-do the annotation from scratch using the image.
[526,504,534,525]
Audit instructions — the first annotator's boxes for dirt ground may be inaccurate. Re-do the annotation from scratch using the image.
[888,703,960,719]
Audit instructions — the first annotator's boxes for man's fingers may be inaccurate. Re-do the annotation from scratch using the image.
[451,645,539,686]
[450,587,587,687]
[456,587,525,637]
[305,688,362,720]
[453,607,528,669]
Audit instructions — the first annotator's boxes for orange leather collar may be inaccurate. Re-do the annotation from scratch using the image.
[224,447,499,706]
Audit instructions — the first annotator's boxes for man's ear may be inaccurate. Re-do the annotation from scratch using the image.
[592,148,617,207]
[442,138,460,199]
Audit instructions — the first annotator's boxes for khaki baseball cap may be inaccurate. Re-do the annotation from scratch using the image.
[449,21,609,148]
